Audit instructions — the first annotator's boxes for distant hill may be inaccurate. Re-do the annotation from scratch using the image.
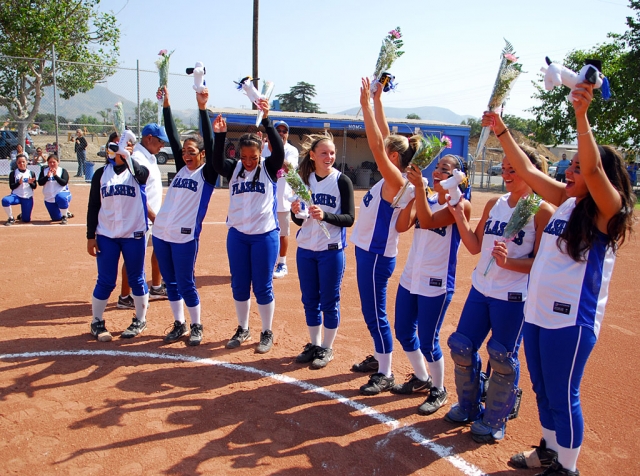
[37,86,138,121]
[337,106,475,125]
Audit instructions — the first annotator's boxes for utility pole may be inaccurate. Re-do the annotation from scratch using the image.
[252,0,259,110]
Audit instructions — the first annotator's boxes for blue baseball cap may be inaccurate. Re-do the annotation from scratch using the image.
[273,121,289,132]
[141,123,169,143]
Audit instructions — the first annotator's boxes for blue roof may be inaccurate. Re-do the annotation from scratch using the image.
[207,108,470,162]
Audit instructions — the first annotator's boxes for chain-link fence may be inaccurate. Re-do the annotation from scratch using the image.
[0,52,200,173]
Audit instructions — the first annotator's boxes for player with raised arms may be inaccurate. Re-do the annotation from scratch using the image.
[212,99,284,354]
[484,83,634,475]
[152,85,217,346]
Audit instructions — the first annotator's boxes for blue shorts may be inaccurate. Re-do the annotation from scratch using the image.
[227,227,279,304]
[93,234,148,300]
[296,247,346,329]
[355,246,396,354]
[153,236,200,307]
[2,195,34,222]
[44,192,72,221]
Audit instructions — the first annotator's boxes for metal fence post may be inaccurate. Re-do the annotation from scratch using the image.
[136,60,140,134]
[51,45,60,158]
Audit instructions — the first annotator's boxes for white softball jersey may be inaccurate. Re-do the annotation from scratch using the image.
[276,143,299,213]
[295,168,346,252]
[11,169,35,199]
[350,179,403,258]
[153,164,214,244]
[399,196,462,297]
[132,144,162,214]
[525,198,615,338]
[226,158,278,235]
[96,164,148,239]
[42,167,69,202]
[471,193,537,302]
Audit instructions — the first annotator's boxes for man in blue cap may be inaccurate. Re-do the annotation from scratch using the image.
[117,123,170,332]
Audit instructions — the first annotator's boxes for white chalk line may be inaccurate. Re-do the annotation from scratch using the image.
[0,349,485,476]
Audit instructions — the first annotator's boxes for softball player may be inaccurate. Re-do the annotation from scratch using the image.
[212,98,284,354]
[37,154,72,224]
[350,78,419,395]
[444,147,554,444]
[153,87,217,346]
[392,155,471,415]
[290,133,355,369]
[86,136,150,342]
[485,87,635,475]
[3,154,37,225]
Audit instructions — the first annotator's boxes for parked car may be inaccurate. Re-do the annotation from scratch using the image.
[548,165,557,177]
[0,130,36,159]
[488,163,502,176]
[155,146,174,165]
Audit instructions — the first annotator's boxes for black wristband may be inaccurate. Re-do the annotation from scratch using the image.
[497,128,509,138]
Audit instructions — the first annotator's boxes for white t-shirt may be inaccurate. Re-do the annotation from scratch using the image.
[525,198,615,339]
[131,143,162,214]
[11,169,35,199]
[42,167,69,202]
[295,169,346,252]
[96,164,147,239]
[350,179,403,258]
[226,158,278,235]
[471,193,537,302]
[399,196,462,297]
[153,164,215,243]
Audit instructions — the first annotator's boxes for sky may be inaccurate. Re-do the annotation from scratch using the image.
[95,0,634,120]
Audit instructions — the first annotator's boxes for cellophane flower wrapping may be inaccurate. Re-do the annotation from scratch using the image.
[285,167,330,238]
[155,49,174,122]
[483,193,541,276]
[391,135,452,208]
[474,40,523,158]
[113,102,125,135]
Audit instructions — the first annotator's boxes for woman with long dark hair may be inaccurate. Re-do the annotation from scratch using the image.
[484,83,635,476]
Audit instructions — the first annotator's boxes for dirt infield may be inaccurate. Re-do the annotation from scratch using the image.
[0,182,638,475]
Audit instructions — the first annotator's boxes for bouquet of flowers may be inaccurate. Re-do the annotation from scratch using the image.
[285,167,331,239]
[474,40,523,159]
[371,27,404,94]
[155,49,174,123]
[391,135,452,208]
[483,193,541,276]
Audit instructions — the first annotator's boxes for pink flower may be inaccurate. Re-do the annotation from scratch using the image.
[504,53,518,63]
[389,29,401,39]
[277,169,286,179]
[158,49,168,56]
[442,136,452,148]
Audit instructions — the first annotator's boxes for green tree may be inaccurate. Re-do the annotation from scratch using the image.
[135,99,158,129]
[276,82,324,113]
[0,0,120,146]
[460,117,481,137]
[530,2,640,147]
[74,114,101,133]
[502,114,538,136]
[406,113,421,120]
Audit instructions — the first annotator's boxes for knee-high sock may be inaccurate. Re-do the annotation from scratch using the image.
[405,349,429,382]
[60,207,69,217]
[322,326,338,350]
[308,325,322,346]
[132,294,149,322]
[375,351,393,378]
[3,206,12,219]
[258,301,274,332]
[427,357,445,389]
[169,299,185,323]
[234,299,250,330]
[557,446,580,473]
[92,296,108,323]
[542,427,559,452]
[187,304,201,325]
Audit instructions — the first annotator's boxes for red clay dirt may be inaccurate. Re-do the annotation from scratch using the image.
[0,182,638,475]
